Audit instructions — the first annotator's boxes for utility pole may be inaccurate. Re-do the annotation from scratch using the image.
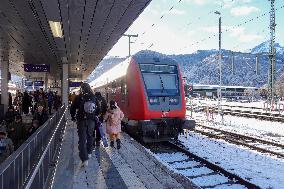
[123,34,138,57]
[255,54,260,75]
[268,0,276,105]
[215,11,222,114]
[231,52,235,75]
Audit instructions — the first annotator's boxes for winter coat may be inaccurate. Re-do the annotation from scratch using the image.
[7,122,26,148]
[46,92,54,106]
[0,137,14,164]
[70,93,99,121]
[104,107,124,135]
[5,111,15,125]
[27,126,38,138]
[22,92,31,114]
[33,112,48,126]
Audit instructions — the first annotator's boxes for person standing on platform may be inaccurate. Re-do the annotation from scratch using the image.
[94,92,107,146]
[27,120,40,137]
[0,127,14,164]
[70,83,98,167]
[22,91,31,115]
[4,106,17,125]
[46,90,54,115]
[104,100,124,149]
[7,115,26,149]
[8,92,12,107]
[69,92,76,105]
[53,92,61,111]
[13,90,23,114]
[33,106,48,126]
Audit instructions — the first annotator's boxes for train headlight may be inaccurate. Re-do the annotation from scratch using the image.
[169,97,179,105]
[149,97,160,105]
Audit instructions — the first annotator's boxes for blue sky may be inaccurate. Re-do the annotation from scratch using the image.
[108,0,284,57]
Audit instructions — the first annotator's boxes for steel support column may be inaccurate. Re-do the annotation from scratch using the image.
[1,59,9,112]
[62,63,69,106]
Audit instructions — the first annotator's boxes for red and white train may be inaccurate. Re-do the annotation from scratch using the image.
[90,54,195,142]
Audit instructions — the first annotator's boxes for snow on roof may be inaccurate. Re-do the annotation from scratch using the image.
[89,57,131,88]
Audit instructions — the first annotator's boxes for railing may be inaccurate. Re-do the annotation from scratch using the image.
[0,106,67,189]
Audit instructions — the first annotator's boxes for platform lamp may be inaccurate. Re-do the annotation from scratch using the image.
[215,11,222,115]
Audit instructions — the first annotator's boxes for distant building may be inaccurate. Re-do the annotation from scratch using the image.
[187,84,258,98]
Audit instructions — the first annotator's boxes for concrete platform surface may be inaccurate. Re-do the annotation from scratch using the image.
[52,118,197,189]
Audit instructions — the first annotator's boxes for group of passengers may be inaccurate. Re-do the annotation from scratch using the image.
[70,83,124,167]
[0,88,62,164]
[10,89,61,116]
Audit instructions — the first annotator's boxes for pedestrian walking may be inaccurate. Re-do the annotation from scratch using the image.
[104,100,124,149]
[70,83,99,167]
[94,92,107,146]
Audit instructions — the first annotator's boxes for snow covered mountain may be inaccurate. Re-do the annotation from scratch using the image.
[250,41,284,55]
[87,42,284,87]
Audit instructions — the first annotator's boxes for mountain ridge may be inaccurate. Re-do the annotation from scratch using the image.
[87,42,284,87]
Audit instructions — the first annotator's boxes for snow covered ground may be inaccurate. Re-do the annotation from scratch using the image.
[178,106,284,188]
[189,111,284,144]
[179,133,284,188]
[188,98,284,114]
[153,150,247,188]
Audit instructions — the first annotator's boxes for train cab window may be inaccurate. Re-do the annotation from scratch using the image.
[140,64,180,97]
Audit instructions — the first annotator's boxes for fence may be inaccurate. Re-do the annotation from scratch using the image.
[0,106,67,189]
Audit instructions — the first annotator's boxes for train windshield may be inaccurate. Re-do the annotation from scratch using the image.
[140,64,179,96]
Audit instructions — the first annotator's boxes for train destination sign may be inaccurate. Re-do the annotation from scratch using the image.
[139,64,177,73]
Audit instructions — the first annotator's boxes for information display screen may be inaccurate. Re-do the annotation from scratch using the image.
[69,81,82,88]
[24,64,50,72]
[34,81,44,87]
[25,81,33,86]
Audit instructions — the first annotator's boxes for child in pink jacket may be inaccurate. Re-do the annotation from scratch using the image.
[104,100,124,149]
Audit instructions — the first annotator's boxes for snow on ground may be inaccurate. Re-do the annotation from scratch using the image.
[189,111,284,144]
[153,151,241,188]
[179,133,284,189]
[189,98,270,108]
[188,98,284,114]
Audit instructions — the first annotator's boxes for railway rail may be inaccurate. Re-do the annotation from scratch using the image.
[194,123,284,158]
[147,141,260,189]
[187,104,284,122]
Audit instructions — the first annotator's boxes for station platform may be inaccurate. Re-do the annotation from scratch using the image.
[52,118,197,189]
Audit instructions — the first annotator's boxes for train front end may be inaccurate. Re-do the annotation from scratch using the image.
[131,56,195,142]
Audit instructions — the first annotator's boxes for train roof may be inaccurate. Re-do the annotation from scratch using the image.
[89,57,131,88]
[89,53,178,89]
[133,53,178,65]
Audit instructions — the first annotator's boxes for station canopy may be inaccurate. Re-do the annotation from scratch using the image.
[0,0,151,80]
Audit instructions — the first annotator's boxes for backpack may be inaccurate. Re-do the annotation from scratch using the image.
[80,94,97,119]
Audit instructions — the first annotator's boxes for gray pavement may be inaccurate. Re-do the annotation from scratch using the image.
[52,117,196,189]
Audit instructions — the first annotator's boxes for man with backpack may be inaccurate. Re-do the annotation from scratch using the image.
[70,83,98,167]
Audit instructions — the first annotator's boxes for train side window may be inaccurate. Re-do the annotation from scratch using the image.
[121,78,126,103]
[112,81,116,88]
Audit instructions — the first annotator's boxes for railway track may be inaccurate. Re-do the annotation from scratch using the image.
[194,124,284,158]
[147,141,260,189]
[187,104,284,122]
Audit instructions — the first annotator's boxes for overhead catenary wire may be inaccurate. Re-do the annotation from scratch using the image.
[132,0,183,46]
[172,4,284,53]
